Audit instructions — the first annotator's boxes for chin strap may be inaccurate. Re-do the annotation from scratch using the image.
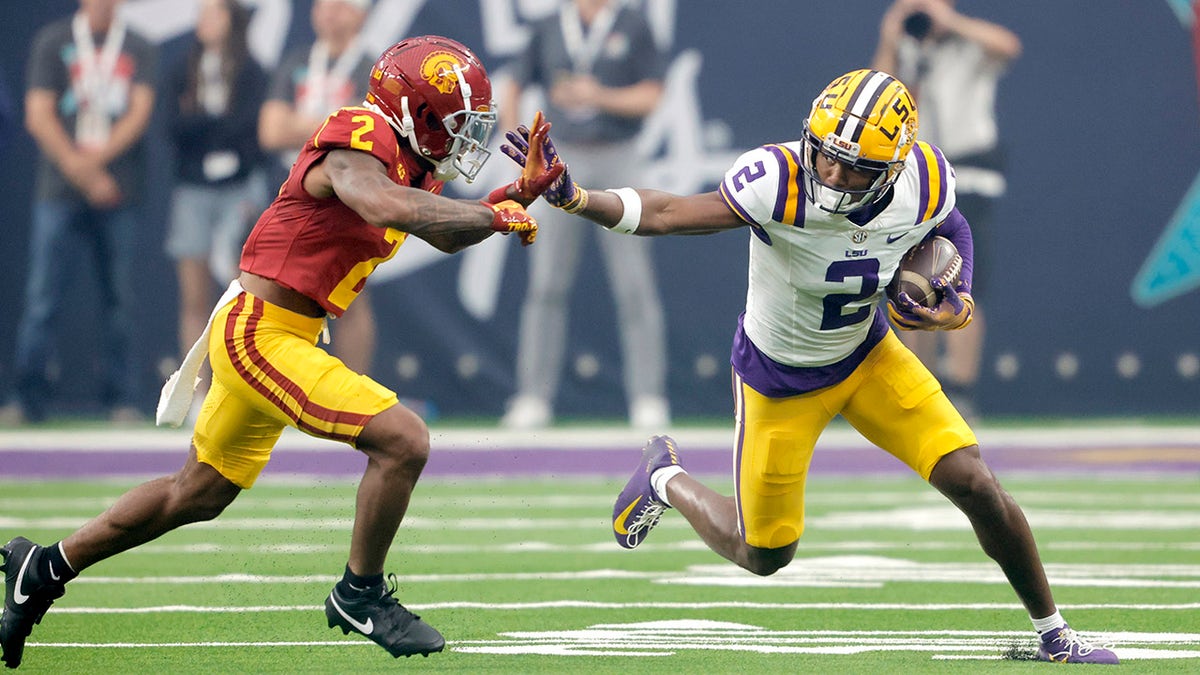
[397,96,425,159]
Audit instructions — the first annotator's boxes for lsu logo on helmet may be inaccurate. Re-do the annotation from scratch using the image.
[801,69,918,214]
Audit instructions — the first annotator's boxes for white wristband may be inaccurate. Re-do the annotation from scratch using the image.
[605,187,642,234]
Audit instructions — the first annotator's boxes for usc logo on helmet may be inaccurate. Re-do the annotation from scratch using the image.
[420,51,465,95]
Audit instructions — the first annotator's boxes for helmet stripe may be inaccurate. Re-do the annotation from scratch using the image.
[835,70,893,143]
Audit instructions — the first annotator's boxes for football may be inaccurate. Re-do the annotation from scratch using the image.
[886,236,962,308]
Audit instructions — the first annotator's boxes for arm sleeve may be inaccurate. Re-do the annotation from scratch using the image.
[26,25,63,93]
[933,207,974,294]
[129,33,158,87]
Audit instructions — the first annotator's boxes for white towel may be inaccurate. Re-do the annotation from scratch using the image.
[156,280,244,427]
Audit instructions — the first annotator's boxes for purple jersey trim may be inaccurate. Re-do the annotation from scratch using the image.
[933,207,974,292]
[720,181,773,245]
[931,144,949,217]
[914,143,950,226]
[719,180,757,225]
[731,310,890,397]
[765,144,804,227]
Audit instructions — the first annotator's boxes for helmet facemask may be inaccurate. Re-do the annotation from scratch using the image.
[800,120,905,214]
[433,104,496,182]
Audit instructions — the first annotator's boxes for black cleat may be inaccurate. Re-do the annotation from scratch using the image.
[2,538,66,669]
[325,574,444,658]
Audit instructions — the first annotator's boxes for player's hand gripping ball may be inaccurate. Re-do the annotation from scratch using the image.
[886,235,962,308]
[886,235,974,331]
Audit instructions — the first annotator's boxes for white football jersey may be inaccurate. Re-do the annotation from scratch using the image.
[719,140,957,367]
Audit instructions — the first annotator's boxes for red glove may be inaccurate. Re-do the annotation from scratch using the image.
[486,111,565,206]
[483,199,538,246]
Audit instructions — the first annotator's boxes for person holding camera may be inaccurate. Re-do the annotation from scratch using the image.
[872,0,1021,421]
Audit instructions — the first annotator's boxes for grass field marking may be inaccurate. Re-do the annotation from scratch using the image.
[46,601,1200,614]
[815,504,1200,530]
[109,540,1200,556]
[452,619,1200,659]
[665,555,1200,590]
[26,625,1200,660]
[6,489,1200,514]
[934,648,1200,661]
[67,569,671,585]
[0,515,613,530]
[7,506,1200,532]
[58,556,1200,589]
[28,641,373,649]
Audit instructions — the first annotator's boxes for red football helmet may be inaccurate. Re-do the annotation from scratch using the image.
[365,35,496,182]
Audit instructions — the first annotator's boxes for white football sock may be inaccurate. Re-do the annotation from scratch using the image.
[1032,611,1065,635]
[650,465,686,507]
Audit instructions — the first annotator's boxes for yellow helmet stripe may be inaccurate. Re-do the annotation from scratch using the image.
[835,70,896,143]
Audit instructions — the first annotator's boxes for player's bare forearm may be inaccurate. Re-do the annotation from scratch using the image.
[418,228,494,254]
[575,188,744,236]
[319,149,494,238]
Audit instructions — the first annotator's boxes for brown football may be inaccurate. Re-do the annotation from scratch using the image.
[886,236,962,308]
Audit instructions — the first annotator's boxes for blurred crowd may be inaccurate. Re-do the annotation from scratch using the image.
[0,0,680,429]
[0,0,1018,428]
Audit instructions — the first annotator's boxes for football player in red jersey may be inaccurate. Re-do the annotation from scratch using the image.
[0,36,561,667]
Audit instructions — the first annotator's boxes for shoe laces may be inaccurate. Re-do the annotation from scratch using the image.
[380,573,421,621]
[1046,626,1112,656]
[627,500,666,536]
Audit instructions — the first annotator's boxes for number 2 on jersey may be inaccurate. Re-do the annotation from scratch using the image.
[349,115,375,152]
[820,258,879,330]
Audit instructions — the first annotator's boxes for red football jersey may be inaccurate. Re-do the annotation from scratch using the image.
[240,106,444,316]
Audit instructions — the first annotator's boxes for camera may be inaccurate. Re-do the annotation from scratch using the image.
[903,11,932,39]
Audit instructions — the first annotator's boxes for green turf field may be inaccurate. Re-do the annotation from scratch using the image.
[2,473,1198,672]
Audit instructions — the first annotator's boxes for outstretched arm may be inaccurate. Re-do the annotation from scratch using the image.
[500,122,744,236]
[571,188,744,236]
[306,148,537,253]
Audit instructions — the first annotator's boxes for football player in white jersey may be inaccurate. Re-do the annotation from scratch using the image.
[504,68,1118,664]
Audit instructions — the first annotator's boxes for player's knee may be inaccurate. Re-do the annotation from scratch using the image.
[741,543,797,577]
[181,495,232,523]
[171,475,238,523]
[933,450,1005,514]
[363,406,430,473]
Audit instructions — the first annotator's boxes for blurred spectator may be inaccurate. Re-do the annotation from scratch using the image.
[165,0,269,420]
[500,0,670,430]
[258,0,377,375]
[0,0,156,426]
[872,0,1021,419]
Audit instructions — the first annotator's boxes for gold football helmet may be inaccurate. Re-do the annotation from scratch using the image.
[801,69,918,213]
